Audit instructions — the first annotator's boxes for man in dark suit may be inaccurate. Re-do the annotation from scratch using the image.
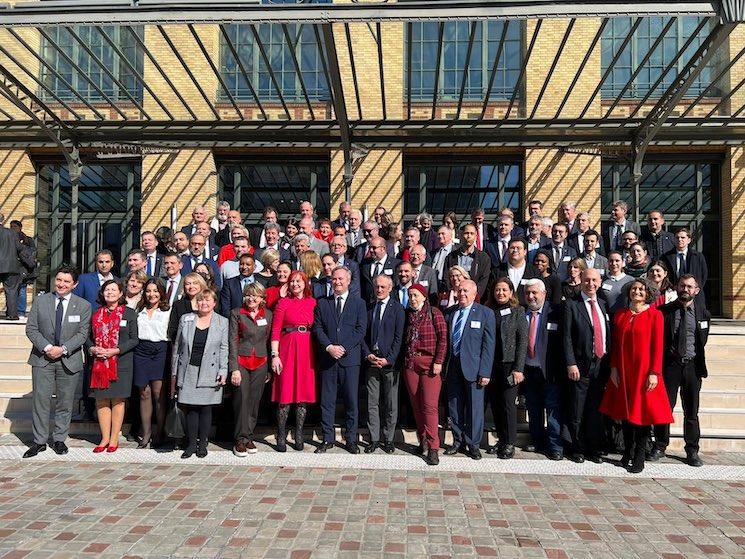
[651,274,710,467]
[249,206,279,250]
[568,212,606,257]
[485,215,519,267]
[354,221,396,263]
[180,234,221,288]
[470,207,495,252]
[253,222,291,263]
[495,238,540,305]
[444,224,491,299]
[328,235,361,297]
[663,227,708,291]
[313,267,367,454]
[331,201,352,232]
[522,279,564,460]
[195,222,219,261]
[24,264,92,458]
[558,202,580,234]
[519,199,544,232]
[641,210,675,262]
[73,249,118,311]
[313,254,336,299]
[0,213,24,320]
[215,209,243,248]
[563,268,610,464]
[362,273,405,454]
[125,248,148,276]
[604,200,641,251]
[360,237,399,304]
[444,279,496,461]
[219,254,256,317]
[180,205,211,238]
[409,244,438,304]
[161,252,184,307]
[141,231,166,278]
[549,223,578,281]
[580,230,609,276]
[525,215,551,262]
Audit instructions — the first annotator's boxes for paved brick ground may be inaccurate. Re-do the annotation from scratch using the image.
[0,437,744,558]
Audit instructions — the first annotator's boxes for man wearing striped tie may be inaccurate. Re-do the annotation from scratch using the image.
[444,280,496,460]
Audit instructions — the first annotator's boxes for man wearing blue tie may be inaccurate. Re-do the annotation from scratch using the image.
[394,261,414,309]
[219,254,256,317]
[444,279,496,460]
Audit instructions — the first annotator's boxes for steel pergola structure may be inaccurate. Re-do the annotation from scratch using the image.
[0,0,743,262]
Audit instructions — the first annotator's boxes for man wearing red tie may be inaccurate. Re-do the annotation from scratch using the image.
[562,268,611,464]
[470,208,490,252]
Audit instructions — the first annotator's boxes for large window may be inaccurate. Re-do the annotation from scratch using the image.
[40,26,144,102]
[404,157,522,220]
[220,0,331,102]
[601,16,719,99]
[601,157,721,314]
[406,21,522,102]
[219,158,330,221]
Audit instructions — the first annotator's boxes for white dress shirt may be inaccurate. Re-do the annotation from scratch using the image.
[137,308,171,342]
[97,273,114,286]
[507,262,526,290]
[165,274,182,306]
[44,293,72,353]
[432,243,454,280]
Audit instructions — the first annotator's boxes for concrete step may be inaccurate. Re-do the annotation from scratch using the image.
[697,389,745,408]
[0,347,31,362]
[673,407,745,430]
[0,334,31,348]
[0,376,32,393]
[0,362,30,376]
[668,427,745,452]
[0,324,27,336]
[0,414,110,436]
[702,373,745,391]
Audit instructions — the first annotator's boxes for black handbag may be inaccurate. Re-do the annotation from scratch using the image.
[165,398,186,439]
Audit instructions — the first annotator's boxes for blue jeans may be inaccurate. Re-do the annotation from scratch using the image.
[17,282,27,316]
[523,365,562,454]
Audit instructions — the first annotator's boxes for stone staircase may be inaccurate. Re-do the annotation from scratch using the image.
[0,321,743,450]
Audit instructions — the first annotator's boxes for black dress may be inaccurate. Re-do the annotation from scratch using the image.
[168,297,195,341]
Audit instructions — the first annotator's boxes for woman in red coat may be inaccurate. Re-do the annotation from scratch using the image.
[600,278,673,473]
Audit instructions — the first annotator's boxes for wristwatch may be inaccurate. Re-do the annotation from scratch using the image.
[271,351,279,358]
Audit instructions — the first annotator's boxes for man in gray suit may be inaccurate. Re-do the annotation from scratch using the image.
[409,244,438,304]
[24,264,91,457]
[0,213,24,320]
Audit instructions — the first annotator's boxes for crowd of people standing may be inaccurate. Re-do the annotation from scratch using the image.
[14,198,711,471]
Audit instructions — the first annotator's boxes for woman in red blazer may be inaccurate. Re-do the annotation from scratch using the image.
[600,278,673,474]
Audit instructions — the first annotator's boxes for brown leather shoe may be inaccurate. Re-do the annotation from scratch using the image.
[233,442,248,457]
[246,440,258,454]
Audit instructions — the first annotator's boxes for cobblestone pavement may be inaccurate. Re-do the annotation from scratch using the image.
[1,437,744,559]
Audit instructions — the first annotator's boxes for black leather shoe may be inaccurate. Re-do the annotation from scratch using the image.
[314,441,334,454]
[588,454,603,464]
[383,442,395,454]
[345,442,360,455]
[444,445,462,456]
[365,441,379,454]
[427,449,439,466]
[547,451,563,461]
[486,445,500,455]
[196,447,207,458]
[23,443,46,458]
[497,444,515,460]
[572,453,585,464]
[52,441,68,455]
[180,449,194,459]
[468,447,482,460]
[647,448,665,462]
[687,452,704,467]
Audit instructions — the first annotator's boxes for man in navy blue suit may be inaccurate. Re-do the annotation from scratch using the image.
[73,249,118,311]
[362,273,405,454]
[444,279,496,460]
[313,254,336,300]
[219,254,256,317]
[313,266,367,454]
[181,233,221,288]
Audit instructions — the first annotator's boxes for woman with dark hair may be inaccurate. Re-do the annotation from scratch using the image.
[485,277,528,459]
[88,280,139,453]
[282,219,299,251]
[270,270,317,452]
[402,283,448,466]
[265,261,293,310]
[193,261,218,291]
[647,260,677,307]
[134,279,171,448]
[561,258,587,301]
[626,241,651,278]
[314,218,334,244]
[532,249,561,304]
[442,211,460,245]
[600,278,672,473]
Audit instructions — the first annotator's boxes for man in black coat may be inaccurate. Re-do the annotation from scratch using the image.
[360,237,400,305]
[215,210,243,248]
[444,224,491,299]
[219,254,256,317]
[562,268,611,464]
[641,210,675,262]
[0,213,26,320]
[495,238,540,305]
[362,273,405,454]
[603,200,641,251]
[663,227,708,290]
[651,274,710,467]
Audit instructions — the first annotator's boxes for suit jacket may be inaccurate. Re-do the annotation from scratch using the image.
[445,302,496,382]
[562,294,611,376]
[220,275,255,317]
[73,273,120,310]
[0,226,23,274]
[346,229,364,251]
[331,217,348,231]
[641,229,676,262]
[663,248,708,288]
[603,219,642,251]
[443,248,492,299]
[582,253,609,275]
[26,292,92,372]
[215,226,232,248]
[181,254,222,288]
[228,307,272,372]
[354,241,397,263]
[180,223,216,237]
[312,294,367,370]
[492,304,528,375]
[360,256,400,304]
[313,277,332,300]
[484,239,511,267]
[568,231,606,256]
[144,252,166,278]
[548,243,578,281]
[171,312,229,391]
[310,236,330,257]
[361,298,405,368]
[413,265,438,302]
[495,262,541,305]
[525,301,564,381]
[159,275,184,307]
[658,300,710,378]
[334,257,361,297]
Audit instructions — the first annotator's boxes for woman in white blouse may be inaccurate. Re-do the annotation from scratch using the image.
[133,279,171,448]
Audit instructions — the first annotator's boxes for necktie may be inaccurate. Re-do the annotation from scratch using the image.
[554,247,561,268]
[167,279,174,303]
[678,253,686,276]
[326,281,332,297]
[336,296,343,318]
[400,288,408,308]
[241,277,249,291]
[351,231,358,246]
[501,240,508,260]
[527,310,539,359]
[146,256,153,276]
[372,301,382,348]
[54,296,64,346]
[588,299,605,359]
[677,306,688,357]
[373,262,381,278]
[476,227,482,250]
[452,307,465,356]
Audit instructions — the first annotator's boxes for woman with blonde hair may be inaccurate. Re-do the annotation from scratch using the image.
[438,265,471,310]
[300,251,323,281]
[168,272,208,340]
[256,248,280,288]
[124,270,148,309]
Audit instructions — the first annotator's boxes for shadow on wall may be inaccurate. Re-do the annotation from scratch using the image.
[0,150,36,228]
[331,150,404,218]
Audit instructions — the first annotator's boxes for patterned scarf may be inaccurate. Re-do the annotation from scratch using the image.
[90,305,125,389]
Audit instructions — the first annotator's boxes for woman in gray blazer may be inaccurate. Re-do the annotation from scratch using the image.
[486,277,528,459]
[170,288,228,459]
[228,282,272,457]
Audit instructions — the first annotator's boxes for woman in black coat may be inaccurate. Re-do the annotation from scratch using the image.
[485,277,528,459]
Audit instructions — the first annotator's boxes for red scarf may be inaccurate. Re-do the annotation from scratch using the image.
[90,305,125,389]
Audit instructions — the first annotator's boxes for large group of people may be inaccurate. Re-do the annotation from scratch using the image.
[16,198,711,471]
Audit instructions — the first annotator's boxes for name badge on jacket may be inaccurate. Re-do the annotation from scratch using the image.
[384,269,393,275]
[68,315,80,323]
[470,320,481,329]
[601,283,612,291]
[119,320,127,327]
[699,320,709,330]
[419,280,429,287]
[499,308,511,316]
[547,322,558,331]
[562,256,571,262]
[256,318,268,326]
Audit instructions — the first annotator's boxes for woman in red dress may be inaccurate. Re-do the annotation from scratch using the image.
[265,261,292,310]
[600,278,673,473]
[270,270,316,452]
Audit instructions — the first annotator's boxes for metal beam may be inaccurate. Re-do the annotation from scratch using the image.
[0,1,717,26]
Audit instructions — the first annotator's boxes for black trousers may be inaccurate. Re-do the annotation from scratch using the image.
[653,359,701,454]
[233,366,268,443]
[183,404,212,451]
[565,362,605,456]
[487,363,518,446]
